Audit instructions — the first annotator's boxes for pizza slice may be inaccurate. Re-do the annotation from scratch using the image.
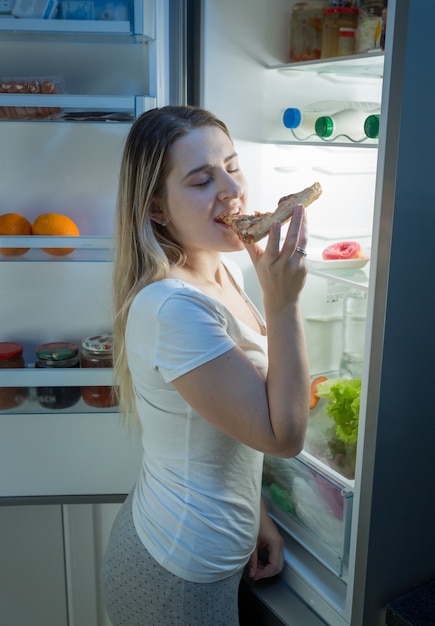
[216,182,322,244]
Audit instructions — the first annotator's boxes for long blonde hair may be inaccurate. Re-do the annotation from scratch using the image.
[112,106,232,428]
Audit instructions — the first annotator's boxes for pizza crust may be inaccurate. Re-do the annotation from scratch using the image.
[217,182,322,243]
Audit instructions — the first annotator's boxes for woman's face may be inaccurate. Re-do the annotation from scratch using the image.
[160,125,248,253]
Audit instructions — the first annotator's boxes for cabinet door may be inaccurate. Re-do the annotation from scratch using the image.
[0,505,68,626]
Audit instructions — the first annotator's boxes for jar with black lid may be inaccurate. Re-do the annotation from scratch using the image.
[0,342,27,410]
[35,342,81,410]
[80,334,118,408]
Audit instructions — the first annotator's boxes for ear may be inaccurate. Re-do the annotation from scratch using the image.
[149,198,166,225]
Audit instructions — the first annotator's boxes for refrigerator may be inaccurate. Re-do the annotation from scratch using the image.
[1,1,434,625]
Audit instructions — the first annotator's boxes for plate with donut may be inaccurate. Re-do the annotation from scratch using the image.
[308,241,370,270]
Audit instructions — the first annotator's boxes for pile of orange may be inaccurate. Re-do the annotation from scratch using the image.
[0,212,80,257]
[32,213,80,256]
[0,213,32,256]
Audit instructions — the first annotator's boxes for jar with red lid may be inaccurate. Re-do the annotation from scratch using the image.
[80,334,118,408]
[0,342,27,410]
[35,342,81,410]
[289,2,328,63]
[321,7,359,58]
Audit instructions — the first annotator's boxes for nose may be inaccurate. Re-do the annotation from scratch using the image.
[217,171,243,201]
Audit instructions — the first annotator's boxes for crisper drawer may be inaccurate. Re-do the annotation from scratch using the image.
[263,455,353,577]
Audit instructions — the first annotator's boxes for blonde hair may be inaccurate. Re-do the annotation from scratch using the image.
[112,106,232,428]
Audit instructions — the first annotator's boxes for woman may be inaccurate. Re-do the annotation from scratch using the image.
[102,105,310,625]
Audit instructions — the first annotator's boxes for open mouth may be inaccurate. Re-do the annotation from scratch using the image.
[214,209,242,224]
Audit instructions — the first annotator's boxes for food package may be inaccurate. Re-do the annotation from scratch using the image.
[12,0,58,18]
[0,75,65,120]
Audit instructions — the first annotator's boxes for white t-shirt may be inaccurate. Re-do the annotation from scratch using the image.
[126,263,268,583]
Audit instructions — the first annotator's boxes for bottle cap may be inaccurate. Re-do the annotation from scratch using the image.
[81,334,113,353]
[35,342,79,361]
[364,114,380,138]
[315,116,334,138]
[0,342,24,359]
[282,108,301,129]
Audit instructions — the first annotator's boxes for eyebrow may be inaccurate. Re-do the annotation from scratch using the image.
[183,152,238,181]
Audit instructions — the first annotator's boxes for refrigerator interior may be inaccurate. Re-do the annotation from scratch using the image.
[199,0,384,624]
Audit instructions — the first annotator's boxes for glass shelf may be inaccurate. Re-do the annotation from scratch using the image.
[271,51,384,79]
[0,0,155,39]
[0,95,156,121]
[0,236,115,261]
[308,264,369,292]
[1,367,114,386]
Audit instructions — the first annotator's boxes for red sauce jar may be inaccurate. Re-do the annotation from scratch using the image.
[0,342,27,409]
[80,334,118,408]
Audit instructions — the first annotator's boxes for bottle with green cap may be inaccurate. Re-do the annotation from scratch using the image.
[315,106,380,142]
[283,101,380,141]
[364,114,381,139]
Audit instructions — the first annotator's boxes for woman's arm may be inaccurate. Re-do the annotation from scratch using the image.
[172,206,310,457]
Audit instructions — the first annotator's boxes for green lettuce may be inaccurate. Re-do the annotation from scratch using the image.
[315,378,361,445]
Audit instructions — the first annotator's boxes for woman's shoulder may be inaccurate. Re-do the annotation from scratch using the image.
[131,279,214,314]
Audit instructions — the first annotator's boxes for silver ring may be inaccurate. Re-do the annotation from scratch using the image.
[295,246,307,257]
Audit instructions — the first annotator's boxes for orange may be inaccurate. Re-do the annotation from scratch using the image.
[0,213,32,257]
[32,213,80,256]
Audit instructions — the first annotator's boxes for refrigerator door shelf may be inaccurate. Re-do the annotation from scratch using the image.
[0,0,155,39]
[0,95,156,122]
[0,410,141,499]
[1,367,114,387]
[263,454,353,578]
[0,236,115,262]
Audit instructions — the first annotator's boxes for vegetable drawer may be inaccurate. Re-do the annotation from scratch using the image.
[262,455,353,577]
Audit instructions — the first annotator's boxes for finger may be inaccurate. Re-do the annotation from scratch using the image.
[248,550,258,579]
[263,221,281,258]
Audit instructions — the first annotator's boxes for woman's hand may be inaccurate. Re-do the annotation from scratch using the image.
[248,499,284,581]
[245,204,308,311]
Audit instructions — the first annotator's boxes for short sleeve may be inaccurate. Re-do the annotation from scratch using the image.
[155,291,236,382]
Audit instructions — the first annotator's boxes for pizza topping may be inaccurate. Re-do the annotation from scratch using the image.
[215,182,322,244]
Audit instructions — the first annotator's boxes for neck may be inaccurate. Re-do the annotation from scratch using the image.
[170,251,225,287]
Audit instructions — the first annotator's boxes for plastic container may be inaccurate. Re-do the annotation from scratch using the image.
[263,454,353,576]
[35,342,81,410]
[80,334,118,408]
[355,0,384,53]
[315,102,380,141]
[340,290,368,379]
[289,1,328,62]
[321,7,359,58]
[0,342,27,410]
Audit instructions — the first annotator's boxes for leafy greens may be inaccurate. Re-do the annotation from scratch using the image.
[315,378,361,445]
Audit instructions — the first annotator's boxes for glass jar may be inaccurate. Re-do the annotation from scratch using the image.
[35,342,81,410]
[0,342,27,410]
[80,334,118,408]
[355,0,384,53]
[321,7,359,59]
[289,2,328,62]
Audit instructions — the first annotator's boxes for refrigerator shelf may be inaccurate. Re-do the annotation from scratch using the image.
[0,236,116,261]
[1,367,115,386]
[307,266,369,292]
[0,395,119,415]
[0,0,155,39]
[271,51,384,79]
[0,95,156,121]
